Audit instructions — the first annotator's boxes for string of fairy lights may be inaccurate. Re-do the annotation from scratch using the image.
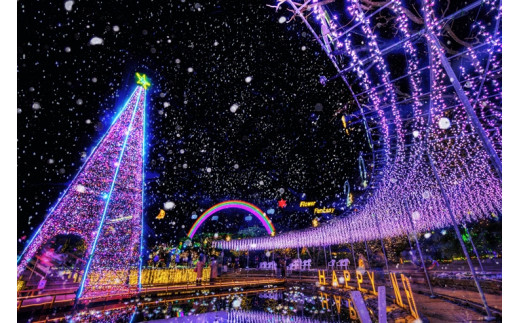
[216,0,502,251]
[17,84,147,299]
[17,87,142,277]
[81,88,146,297]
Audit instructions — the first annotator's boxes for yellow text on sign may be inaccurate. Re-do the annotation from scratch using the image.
[300,201,316,207]
[314,207,335,214]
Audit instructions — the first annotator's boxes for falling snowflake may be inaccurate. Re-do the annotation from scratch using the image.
[75,184,86,193]
[164,201,175,210]
[89,37,104,45]
[64,0,74,11]
[438,117,451,130]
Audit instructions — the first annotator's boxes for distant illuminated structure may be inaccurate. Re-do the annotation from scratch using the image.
[188,200,275,239]
[17,73,149,299]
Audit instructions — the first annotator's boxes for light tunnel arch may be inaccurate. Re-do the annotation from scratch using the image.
[187,200,275,239]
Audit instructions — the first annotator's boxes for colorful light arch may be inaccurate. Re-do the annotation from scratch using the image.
[187,200,275,239]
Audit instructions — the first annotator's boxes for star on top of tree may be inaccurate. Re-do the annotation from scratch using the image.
[135,72,151,89]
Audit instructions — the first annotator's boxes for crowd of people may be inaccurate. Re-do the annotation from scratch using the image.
[146,243,199,268]
[145,242,447,282]
[146,244,220,285]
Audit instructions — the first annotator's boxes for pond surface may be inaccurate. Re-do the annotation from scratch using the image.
[62,283,409,322]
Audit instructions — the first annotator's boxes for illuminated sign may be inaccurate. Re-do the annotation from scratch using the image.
[107,215,133,223]
[314,207,335,214]
[300,201,317,207]
[317,270,418,319]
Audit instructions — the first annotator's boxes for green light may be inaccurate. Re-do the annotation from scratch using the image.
[135,72,151,89]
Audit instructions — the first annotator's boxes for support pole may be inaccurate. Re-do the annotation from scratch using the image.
[427,32,502,178]
[464,223,485,273]
[373,214,390,275]
[324,246,328,272]
[427,152,494,319]
[329,245,333,272]
[350,242,357,270]
[404,201,435,297]
[365,239,370,264]
[28,257,39,282]
[312,247,315,269]
[406,234,414,250]
[299,247,302,281]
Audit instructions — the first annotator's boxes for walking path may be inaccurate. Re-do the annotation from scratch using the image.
[410,284,501,322]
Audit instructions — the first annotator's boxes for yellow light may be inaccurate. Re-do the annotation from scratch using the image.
[331,270,339,287]
[318,270,327,285]
[390,272,403,307]
[348,299,358,320]
[401,274,419,318]
[314,207,335,214]
[299,201,316,207]
[17,280,25,291]
[133,268,211,286]
[342,270,351,289]
[156,209,166,219]
[347,193,354,206]
[367,271,377,295]
[333,295,342,313]
[136,72,151,89]
[312,218,319,227]
[356,270,367,292]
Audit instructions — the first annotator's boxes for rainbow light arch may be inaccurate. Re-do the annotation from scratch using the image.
[187,200,275,239]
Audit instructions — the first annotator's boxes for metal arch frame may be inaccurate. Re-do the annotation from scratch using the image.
[283,0,381,174]
[471,0,502,112]
[420,0,495,317]
[282,0,394,218]
[332,0,484,79]
[427,33,502,178]
[283,0,500,180]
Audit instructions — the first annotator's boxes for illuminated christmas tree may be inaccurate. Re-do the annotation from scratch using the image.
[17,73,150,298]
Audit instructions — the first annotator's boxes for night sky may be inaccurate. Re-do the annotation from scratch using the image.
[17,0,369,252]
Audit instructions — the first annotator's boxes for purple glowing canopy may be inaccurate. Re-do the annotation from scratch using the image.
[216,0,501,251]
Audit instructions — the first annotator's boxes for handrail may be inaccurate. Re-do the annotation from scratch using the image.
[17,277,286,310]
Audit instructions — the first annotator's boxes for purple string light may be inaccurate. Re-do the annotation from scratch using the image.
[218,0,502,251]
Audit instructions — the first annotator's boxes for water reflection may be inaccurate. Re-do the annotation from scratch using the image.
[64,284,410,322]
